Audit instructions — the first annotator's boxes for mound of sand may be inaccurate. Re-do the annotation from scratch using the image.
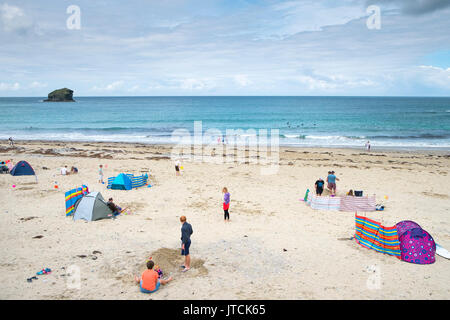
[140,248,208,278]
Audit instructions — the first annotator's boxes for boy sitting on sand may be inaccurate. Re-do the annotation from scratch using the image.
[134,260,173,293]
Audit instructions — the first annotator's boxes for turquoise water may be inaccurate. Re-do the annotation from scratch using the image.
[0,96,449,149]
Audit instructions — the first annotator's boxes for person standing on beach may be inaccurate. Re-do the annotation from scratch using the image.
[98,165,104,183]
[180,216,193,272]
[365,141,371,151]
[175,159,181,176]
[8,137,14,146]
[7,159,13,171]
[327,171,339,196]
[222,187,231,221]
[315,178,324,196]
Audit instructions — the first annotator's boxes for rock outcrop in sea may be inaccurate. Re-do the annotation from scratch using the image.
[44,88,75,102]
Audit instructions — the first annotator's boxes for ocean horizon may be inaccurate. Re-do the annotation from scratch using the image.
[1,96,449,150]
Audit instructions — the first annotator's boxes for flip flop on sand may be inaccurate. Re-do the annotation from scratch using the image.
[181,267,190,272]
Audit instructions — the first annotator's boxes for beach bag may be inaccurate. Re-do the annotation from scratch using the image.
[399,228,436,265]
[354,190,363,197]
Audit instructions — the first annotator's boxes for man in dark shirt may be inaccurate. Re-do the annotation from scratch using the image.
[315,178,324,196]
[180,215,193,272]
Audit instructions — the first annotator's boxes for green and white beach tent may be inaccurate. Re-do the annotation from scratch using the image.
[73,192,114,221]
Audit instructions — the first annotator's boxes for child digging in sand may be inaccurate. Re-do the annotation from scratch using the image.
[134,260,173,294]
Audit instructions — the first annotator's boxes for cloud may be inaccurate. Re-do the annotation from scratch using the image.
[0,82,20,91]
[92,81,125,92]
[0,3,33,34]
[416,65,450,88]
[1,1,449,96]
[29,81,47,89]
[234,75,252,87]
[179,78,216,91]
[366,0,450,15]
[295,71,378,91]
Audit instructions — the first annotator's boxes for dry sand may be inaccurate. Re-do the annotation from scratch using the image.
[0,140,449,299]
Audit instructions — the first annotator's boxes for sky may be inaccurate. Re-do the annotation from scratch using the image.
[0,0,449,97]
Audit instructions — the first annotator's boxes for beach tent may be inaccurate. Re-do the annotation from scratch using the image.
[65,185,89,216]
[10,160,35,176]
[73,192,113,221]
[396,220,436,265]
[354,215,436,264]
[110,173,132,190]
[107,173,148,190]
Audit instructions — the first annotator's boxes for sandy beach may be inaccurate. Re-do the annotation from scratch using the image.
[0,140,449,300]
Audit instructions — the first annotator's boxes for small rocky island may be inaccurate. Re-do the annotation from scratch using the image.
[44,88,75,102]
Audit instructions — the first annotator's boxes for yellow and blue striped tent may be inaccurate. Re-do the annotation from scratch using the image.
[65,185,89,216]
[107,173,148,190]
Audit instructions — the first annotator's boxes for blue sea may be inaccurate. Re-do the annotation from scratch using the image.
[1,96,449,150]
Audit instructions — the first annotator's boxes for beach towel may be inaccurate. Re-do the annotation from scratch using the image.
[65,185,89,216]
[354,214,401,259]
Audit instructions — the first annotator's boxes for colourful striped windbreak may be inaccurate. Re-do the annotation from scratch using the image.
[65,185,89,216]
[354,214,401,258]
[107,173,148,190]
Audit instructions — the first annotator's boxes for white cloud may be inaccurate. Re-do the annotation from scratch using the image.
[179,78,215,90]
[29,81,47,88]
[417,65,450,88]
[0,3,33,33]
[0,82,20,91]
[92,81,125,92]
[234,75,252,87]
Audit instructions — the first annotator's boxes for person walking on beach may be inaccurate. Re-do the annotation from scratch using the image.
[8,137,14,146]
[315,178,324,196]
[365,140,371,151]
[98,165,104,183]
[222,187,231,221]
[327,171,339,196]
[180,215,193,272]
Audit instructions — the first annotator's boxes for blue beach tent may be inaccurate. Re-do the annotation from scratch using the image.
[10,160,35,176]
[111,173,132,190]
